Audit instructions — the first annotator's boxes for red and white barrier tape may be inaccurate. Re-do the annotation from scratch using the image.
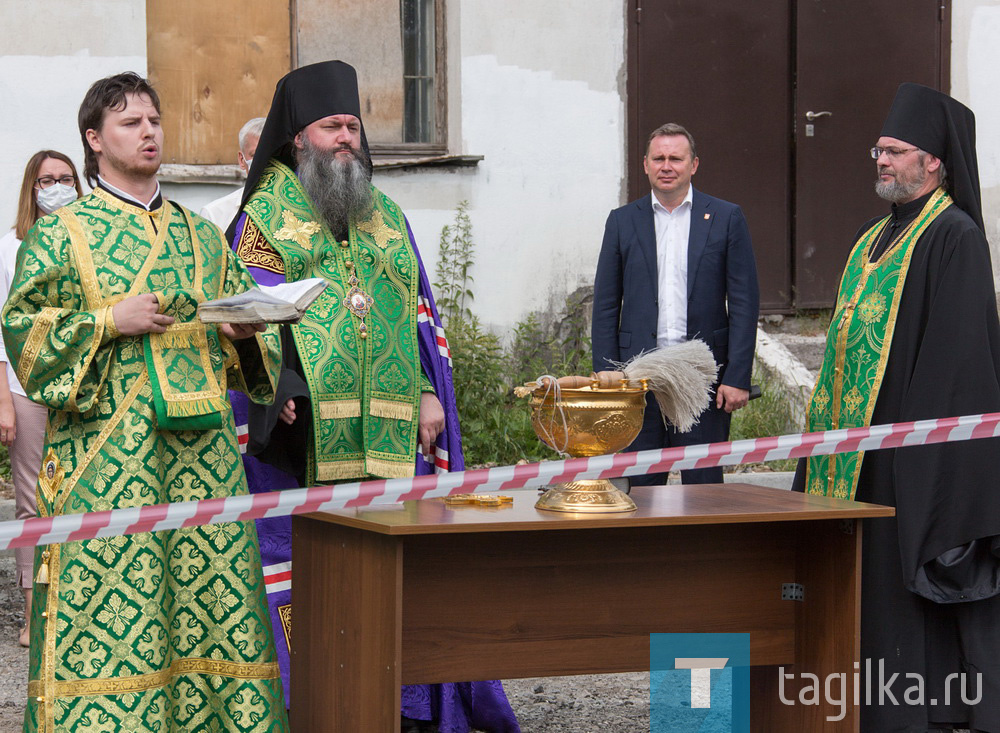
[1,411,998,551]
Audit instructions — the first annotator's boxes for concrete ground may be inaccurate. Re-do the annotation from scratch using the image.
[759,312,829,374]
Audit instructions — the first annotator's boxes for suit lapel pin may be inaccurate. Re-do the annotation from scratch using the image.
[704,213,710,220]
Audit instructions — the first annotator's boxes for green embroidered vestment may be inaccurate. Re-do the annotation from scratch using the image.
[1,189,288,733]
[238,161,422,484]
[805,188,952,500]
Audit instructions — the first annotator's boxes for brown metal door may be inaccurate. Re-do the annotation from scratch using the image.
[628,1,949,310]
[628,0,793,311]
[794,0,949,307]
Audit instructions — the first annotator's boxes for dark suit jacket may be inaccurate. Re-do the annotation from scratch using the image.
[591,188,759,390]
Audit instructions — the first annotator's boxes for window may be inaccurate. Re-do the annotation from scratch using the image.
[403,0,438,143]
[147,0,447,168]
[294,0,446,153]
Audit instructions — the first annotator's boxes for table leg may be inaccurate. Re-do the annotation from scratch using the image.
[753,519,861,731]
[291,517,403,732]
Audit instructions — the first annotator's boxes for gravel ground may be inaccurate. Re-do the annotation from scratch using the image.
[503,674,649,731]
[0,555,28,731]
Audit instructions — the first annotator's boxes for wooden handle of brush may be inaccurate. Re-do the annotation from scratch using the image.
[590,371,626,388]
[557,375,593,389]
[535,375,594,389]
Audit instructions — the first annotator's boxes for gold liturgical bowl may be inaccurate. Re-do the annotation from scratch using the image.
[527,379,647,512]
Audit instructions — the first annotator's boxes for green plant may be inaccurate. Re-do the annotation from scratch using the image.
[553,288,592,375]
[433,201,476,323]
[433,202,584,466]
[447,315,555,465]
[729,367,802,472]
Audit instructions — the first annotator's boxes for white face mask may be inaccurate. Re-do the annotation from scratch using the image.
[36,183,77,214]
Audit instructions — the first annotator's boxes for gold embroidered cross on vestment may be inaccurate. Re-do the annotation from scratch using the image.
[274,211,321,248]
[357,210,402,249]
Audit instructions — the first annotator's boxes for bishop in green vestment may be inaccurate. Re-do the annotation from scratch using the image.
[1,73,289,732]
[225,61,521,733]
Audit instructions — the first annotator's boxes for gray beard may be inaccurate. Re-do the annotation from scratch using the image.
[298,137,373,237]
[874,171,925,204]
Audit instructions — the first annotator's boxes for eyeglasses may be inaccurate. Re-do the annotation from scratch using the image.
[870,146,918,160]
[35,175,77,189]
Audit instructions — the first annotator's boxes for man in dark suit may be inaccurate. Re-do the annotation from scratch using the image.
[592,123,759,484]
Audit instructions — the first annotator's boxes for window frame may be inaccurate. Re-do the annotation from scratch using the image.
[156,0,457,180]
[291,0,448,158]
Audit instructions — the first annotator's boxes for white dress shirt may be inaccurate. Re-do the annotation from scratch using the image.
[199,187,245,229]
[652,187,693,348]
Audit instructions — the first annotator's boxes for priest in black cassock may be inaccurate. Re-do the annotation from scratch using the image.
[794,83,1000,731]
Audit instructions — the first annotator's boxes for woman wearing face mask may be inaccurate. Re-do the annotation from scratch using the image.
[0,150,82,647]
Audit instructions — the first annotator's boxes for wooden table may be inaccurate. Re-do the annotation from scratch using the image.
[290,483,893,731]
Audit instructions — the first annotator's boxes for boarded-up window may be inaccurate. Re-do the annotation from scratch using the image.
[148,0,444,166]
[296,0,444,151]
[146,1,291,165]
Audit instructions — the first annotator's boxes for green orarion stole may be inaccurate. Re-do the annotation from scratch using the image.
[240,160,421,483]
[805,187,952,500]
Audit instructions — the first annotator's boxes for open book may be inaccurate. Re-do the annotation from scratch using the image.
[197,278,328,324]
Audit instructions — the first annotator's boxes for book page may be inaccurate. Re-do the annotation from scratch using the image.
[259,278,327,304]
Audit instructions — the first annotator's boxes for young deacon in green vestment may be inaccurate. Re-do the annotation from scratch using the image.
[1,73,289,732]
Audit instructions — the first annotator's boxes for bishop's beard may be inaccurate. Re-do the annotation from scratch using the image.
[297,136,374,238]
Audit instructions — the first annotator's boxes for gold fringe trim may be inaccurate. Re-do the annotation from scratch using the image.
[316,460,366,481]
[34,550,50,585]
[28,657,280,699]
[319,400,361,419]
[369,397,413,422]
[366,456,417,479]
[157,330,195,348]
[164,395,228,418]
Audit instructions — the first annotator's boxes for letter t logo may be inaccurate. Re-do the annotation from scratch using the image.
[675,658,729,708]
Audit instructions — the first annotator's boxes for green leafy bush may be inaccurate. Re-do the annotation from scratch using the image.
[729,368,802,472]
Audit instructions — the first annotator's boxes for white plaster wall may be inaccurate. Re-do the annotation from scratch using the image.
[951,0,1000,285]
[376,0,627,335]
[8,1,999,323]
[0,1,147,229]
[2,0,626,339]
[161,183,241,215]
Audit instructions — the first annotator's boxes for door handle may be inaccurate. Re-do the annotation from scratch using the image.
[805,110,833,121]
